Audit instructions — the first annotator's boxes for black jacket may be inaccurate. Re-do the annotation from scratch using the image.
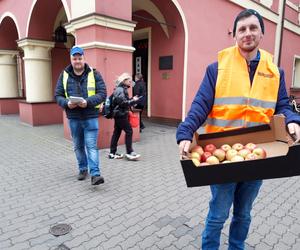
[55,64,107,119]
[113,83,137,118]
[133,79,146,106]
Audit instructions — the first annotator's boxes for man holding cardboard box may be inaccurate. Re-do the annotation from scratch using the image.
[177,9,300,250]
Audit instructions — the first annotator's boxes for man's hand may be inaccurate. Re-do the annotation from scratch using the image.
[99,103,104,113]
[179,140,191,159]
[78,99,87,108]
[68,101,77,109]
[287,122,300,143]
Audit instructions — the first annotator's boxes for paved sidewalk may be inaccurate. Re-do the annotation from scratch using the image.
[0,115,300,250]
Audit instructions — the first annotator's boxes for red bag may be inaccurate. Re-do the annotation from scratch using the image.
[128,111,139,128]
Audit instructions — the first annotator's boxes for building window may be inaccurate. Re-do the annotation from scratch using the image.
[292,57,300,89]
[260,0,273,8]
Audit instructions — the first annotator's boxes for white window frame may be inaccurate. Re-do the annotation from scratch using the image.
[292,56,300,89]
[260,0,273,8]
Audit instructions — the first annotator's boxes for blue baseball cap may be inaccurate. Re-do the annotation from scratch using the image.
[70,46,84,56]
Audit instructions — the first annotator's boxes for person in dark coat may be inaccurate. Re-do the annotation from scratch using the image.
[55,46,107,185]
[133,73,146,131]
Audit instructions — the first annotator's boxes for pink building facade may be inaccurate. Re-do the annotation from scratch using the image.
[1,0,300,147]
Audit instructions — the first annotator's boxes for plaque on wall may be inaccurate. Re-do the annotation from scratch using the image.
[159,56,173,70]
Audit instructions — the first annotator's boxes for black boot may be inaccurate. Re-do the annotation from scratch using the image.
[77,170,88,180]
[91,175,104,185]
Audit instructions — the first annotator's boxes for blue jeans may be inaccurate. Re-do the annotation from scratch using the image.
[202,180,262,250]
[68,118,100,176]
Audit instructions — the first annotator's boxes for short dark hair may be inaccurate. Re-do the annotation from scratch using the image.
[233,9,264,37]
[135,73,143,80]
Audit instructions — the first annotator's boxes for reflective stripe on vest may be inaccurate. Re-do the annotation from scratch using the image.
[205,46,280,133]
[63,67,99,108]
[213,97,276,109]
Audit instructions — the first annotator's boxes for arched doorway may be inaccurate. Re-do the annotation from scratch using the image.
[0,14,22,114]
[132,0,185,122]
[16,0,72,125]
[26,0,73,99]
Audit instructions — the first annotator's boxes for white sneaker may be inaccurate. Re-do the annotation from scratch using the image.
[125,152,141,160]
[108,153,124,159]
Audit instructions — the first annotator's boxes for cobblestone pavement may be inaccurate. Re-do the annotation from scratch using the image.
[0,115,300,250]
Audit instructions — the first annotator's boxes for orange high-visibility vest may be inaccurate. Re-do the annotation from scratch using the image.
[205,46,280,133]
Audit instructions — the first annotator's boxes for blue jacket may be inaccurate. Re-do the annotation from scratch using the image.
[176,59,300,143]
[55,64,107,119]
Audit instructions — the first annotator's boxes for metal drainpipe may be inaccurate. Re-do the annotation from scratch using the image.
[274,0,286,67]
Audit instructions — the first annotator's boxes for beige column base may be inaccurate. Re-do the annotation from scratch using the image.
[0,50,19,98]
[17,39,55,103]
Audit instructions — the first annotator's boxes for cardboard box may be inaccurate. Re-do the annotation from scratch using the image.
[180,115,300,187]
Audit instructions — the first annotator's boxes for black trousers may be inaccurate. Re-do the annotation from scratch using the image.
[135,104,145,129]
[110,116,133,154]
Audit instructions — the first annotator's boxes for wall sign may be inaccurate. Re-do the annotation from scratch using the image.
[159,56,173,70]
[135,56,141,74]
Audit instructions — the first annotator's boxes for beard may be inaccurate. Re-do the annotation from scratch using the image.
[240,41,259,53]
[239,37,260,53]
[241,46,256,53]
[73,64,85,74]
[74,64,84,71]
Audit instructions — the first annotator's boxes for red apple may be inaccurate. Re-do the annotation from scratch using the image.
[213,148,226,162]
[238,148,251,159]
[232,143,244,151]
[231,155,245,162]
[206,155,220,165]
[191,145,204,156]
[190,151,201,161]
[245,153,259,161]
[201,151,212,162]
[220,144,232,152]
[245,142,257,152]
[204,144,217,154]
[252,147,267,159]
[192,158,201,167]
[226,149,238,161]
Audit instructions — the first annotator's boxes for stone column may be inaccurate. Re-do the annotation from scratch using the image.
[64,12,137,148]
[17,39,55,102]
[0,50,19,98]
[16,39,62,126]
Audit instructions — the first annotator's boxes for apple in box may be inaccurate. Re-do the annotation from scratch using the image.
[252,147,267,159]
[192,158,201,167]
[226,149,238,161]
[245,153,259,161]
[200,162,210,166]
[191,145,204,156]
[231,155,245,162]
[232,143,244,151]
[201,152,212,162]
[190,151,201,161]
[245,142,257,152]
[220,144,231,152]
[238,148,251,159]
[213,149,226,162]
[206,155,220,165]
[204,144,216,154]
